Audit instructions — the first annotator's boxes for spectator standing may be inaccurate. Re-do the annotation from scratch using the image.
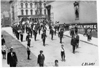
[7,47,18,67]
[37,50,45,67]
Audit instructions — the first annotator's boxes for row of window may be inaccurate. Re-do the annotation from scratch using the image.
[20,2,45,8]
[21,9,46,15]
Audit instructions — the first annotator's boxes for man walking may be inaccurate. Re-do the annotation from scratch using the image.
[38,25,41,35]
[7,47,18,67]
[27,46,31,60]
[27,38,31,47]
[74,24,78,34]
[70,28,75,38]
[54,26,57,35]
[16,30,20,40]
[20,31,23,42]
[75,34,79,48]
[87,29,92,41]
[41,32,47,46]
[71,36,77,54]
[33,29,37,41]
[50,28,54,40]
[37,50,45,67]
[58,29,64,43]
[26,33,30,41]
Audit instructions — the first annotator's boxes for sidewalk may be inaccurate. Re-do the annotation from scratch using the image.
[64,31,98,46]
[2,59,9,67]
[2,30,38,67]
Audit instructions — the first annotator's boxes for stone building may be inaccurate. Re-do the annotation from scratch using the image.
[9,0,48,24]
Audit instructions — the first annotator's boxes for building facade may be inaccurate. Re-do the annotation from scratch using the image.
[1,0,11,27]
[9,0,48,24]
[46,1,97,24]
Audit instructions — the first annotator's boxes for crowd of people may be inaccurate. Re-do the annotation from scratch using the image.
[1,19,93,67]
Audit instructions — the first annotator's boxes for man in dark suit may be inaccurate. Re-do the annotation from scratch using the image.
[58,29,64,43]
[70,28,75,38]
[26,33,30,41]
[41,32,47,46]
[54,26,57,35]
[27,38,31,47]
[27,46,31,60]
[33,29,37,41]
[20,31,23,42]
[71,36,77,54]
[1,35,5,46]
[7,47,18,67]
[84,27,88,36]
[38,26,41,34]
[16,30,19,40]
[74,24,78,34]
[87,29,92,41]
[75,34,79,48]
[37,50,45,67]
[50,28,54,40]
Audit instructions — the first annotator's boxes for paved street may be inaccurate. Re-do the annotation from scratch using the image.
[2,27,99,66]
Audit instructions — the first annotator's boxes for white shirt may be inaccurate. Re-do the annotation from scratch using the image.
[2,45,6,51]
[61,47,64,52]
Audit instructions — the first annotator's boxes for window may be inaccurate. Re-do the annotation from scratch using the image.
[21,9,24,15]
[44,9,46,15]
[37,9,40,15]
[35,10,37,15]
[39,1,42,8]
[25,3,28,8]
[21,3,23,8]
[30,3,32,8]
[26,9,28,15]
[30,9,33,15]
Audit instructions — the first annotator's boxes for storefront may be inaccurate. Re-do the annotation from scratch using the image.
[18,15,47,23]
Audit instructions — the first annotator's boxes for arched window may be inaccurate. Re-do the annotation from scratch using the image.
[26,9,28,15]
[25,3,28,8]
[21,3,23,8]
[35,10,37,15]
[30,9,33,15]
[21,9,24,15]
[30,3,32,8]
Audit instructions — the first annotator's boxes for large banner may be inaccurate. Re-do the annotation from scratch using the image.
[59,23,97,31]
[70,23,97,29]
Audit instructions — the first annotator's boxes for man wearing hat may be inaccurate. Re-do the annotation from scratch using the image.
[50,28,54,40]
[71,36,77,54]
[58,29,64,43]
[37,50,45,67]
[41,31,47,46]
[27,46,31,60]
[7,47,18,67]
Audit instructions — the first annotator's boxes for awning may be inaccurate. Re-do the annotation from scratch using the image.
[18,15,47,18]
